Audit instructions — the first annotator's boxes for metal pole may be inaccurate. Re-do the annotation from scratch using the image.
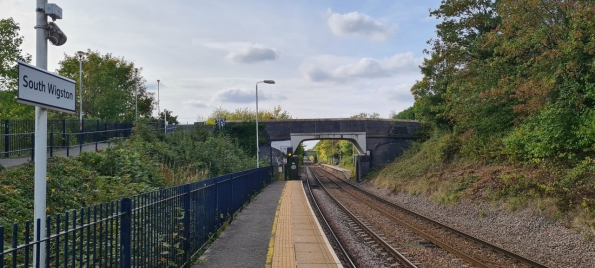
[34,0,48,265]
[157,79,160,132]
[135,69,138,122]
[255,82,259,168]
[78,56,82,131]
[164,109,167,134]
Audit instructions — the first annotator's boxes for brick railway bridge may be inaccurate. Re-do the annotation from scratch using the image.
[252,118,421,179]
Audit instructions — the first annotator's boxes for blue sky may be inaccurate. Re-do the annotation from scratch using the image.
[1,0,442,124]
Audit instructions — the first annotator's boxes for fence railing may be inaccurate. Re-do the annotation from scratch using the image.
[1,120,134,159]
[1,166,273,267]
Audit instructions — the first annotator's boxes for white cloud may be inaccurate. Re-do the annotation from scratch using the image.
[201,41,280,64]
[327,9,393,40]
[301,52,419,82]
[182,100,208,108]
[211,88,286,103]
[378,84,414,102]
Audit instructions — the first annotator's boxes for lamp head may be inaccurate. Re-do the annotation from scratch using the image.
[263,80,275,84]
[157,79,160,83]
[77,51,85,58]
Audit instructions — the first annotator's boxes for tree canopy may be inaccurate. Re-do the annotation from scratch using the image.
[57,50,155,121]
[411,0,595,162]
[0,18,33,119]
[205,105,292,124]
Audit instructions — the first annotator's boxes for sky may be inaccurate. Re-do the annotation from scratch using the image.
[1,0,442,127]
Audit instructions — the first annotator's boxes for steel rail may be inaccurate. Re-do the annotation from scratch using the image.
[304,167,357,268]
[309,167,418,268]
[314,166,548,268]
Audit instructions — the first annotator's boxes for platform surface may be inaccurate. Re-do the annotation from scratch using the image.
[193,180,342,268]
[269,181,342,268]
[193,181,286,268]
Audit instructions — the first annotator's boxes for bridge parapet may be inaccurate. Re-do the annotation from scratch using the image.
[258,118,420,141]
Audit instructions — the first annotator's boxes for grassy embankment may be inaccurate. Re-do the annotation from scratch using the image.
[367,133,595,241]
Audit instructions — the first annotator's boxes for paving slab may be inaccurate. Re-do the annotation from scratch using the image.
[193,181,286,268]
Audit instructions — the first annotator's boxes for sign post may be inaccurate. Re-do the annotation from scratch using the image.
[20,59,75,266]
[25,2,73,265]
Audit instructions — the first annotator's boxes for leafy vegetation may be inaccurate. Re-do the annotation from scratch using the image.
[0,21,170,121]
[205,105,292,125]
[370,0,595,235]
[56,50,155,122]
[0,18,34,119]
[0,122,255,229]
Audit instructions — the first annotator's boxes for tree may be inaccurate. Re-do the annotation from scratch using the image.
[391,107,415,120]
[350,112,381,119]
[56,50,155,121]
[205,105,292,124]
[159,110,179,125]
[411,0,502,133]
[0,18,33,119]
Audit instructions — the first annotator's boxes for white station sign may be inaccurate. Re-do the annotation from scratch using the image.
[17,61,76,114]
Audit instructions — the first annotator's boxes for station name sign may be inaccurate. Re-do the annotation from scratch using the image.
[17,61,76,114]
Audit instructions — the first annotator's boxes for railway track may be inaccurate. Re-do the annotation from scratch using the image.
[310,165,548,268]
[306,167,419,268]
[303,169,356,268]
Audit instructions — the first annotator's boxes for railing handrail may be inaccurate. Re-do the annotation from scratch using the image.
[0,166,274,268]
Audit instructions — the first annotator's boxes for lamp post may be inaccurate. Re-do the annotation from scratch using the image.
[157,79,161,130]
[255,80,275,168]
[77,51,85,131]
[134,68,138,121]
[157,79,160,116]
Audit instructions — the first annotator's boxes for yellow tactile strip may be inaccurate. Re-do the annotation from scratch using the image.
[270,181,343,268]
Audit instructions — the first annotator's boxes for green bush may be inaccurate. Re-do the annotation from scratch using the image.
[1,122,258,229]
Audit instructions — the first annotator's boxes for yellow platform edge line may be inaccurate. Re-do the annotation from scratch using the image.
[298,182,344,266]
[265,182,288,268]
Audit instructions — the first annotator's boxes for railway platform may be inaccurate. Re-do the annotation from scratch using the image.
[194,180,342,268]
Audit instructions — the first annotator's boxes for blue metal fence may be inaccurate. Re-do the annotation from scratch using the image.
[1,166,273,267]
[0,120,197,160]
[0,120,134,159]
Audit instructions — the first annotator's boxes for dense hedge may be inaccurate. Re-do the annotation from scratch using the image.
[0,123,255,228]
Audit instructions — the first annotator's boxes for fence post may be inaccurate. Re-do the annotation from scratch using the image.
[49,133,53,157]
[79,131,83,153]
[95,120,99,151]
[66,135,70,157]
[182,184,191,263]
[120,198,132,268]
[61,119,66,148]
[4,120,9,158]
[31,133,34,162]
[0,226,4,267]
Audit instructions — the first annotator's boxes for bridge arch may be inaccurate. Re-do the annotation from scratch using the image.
[290,132,367,155]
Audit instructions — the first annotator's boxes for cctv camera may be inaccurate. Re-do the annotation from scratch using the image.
[47,22,67,46]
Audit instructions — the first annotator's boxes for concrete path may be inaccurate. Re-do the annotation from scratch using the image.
[193,181,286,268]
[0,142,112,169]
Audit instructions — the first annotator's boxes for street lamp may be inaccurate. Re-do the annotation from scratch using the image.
[77,51,85,131]
[255,80,275,168]
[157,79,161,117]
[134,68,138,121]
[157,79,161,130]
